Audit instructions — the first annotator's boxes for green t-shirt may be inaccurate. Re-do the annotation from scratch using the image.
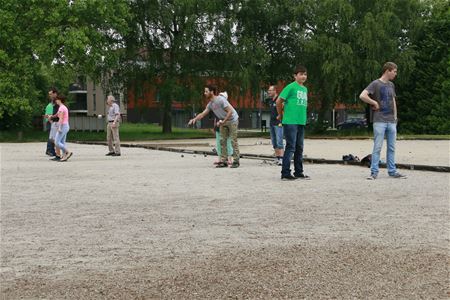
[279,81,308,125]
[44,103,53,122]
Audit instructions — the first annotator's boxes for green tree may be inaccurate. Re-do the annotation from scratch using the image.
[301,0,420,132]
[399,0,450,134]
[121,0,225,133]
[224,0,307,104]
[0,0,130,130]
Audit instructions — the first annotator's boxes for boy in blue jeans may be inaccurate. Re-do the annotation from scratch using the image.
[359,62,406,180]
[276,65,310,180]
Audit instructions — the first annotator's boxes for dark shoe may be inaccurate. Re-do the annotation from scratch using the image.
[112,153,121,156]
[216,162,228,168]
[105,152,115,156]
[230,162,240,168]
[45,150,54,156]
[294,173,311,180]
[281,175,297,181]
[389,172,407,179]
[50,156,61,161]
[367,173,377,180]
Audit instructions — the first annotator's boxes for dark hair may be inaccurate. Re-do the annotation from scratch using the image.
[293,65,307,74]
[56,94,66,103]
[205,84,218,95]
[49,87,59,94]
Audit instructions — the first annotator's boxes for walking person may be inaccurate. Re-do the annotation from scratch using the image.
[360,62,406,180]
[54,95,73,162]
[44,88,57,156]
[267,85,284,165]
[47,89,63,160]
[105,95,121,156]
[276,65,310,180]
[188,85,240,168]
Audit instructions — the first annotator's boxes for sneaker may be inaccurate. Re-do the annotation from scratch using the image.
[216,162,228,168]
[366,173,377,180]
[50,156,61,161]
[281,175,297,181]
[389,172,407,179]
[294,173,311,180]
[105,152,115,156]
[112,153,121,156]
[60,152,73,162]
[230,162,240,168]
[45,150,55,156]
[277,159,283,166]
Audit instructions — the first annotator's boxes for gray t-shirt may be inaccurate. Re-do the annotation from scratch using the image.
[365,79,396,123]
[207,95,239,123]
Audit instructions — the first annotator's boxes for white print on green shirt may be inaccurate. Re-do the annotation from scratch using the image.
[296,91,307,106]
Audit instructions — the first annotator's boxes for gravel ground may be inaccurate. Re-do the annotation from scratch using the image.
[138,137,450,167]
[1,142,449,299]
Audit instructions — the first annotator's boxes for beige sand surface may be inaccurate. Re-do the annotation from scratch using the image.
[135,137,450,167]
[1,142,449,299]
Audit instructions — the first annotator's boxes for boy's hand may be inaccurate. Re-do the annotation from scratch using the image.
[372,101,380,111]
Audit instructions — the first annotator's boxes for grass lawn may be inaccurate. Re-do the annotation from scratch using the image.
[1,123,448,142]
[0,123,269,143]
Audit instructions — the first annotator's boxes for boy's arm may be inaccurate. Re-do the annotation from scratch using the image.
[359,90,379,111]
[393,97,397,120]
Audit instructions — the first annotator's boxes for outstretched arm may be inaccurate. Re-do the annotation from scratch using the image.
[188,107,210,126]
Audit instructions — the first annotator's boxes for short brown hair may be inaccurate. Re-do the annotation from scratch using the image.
[205,84,218,95]
[57,94,66,103]
[382,62,397,73]
[294,65,307,74]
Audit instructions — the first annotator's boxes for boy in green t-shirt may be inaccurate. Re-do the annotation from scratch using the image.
[276,65,310,180]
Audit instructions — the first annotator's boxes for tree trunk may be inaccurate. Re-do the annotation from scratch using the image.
[162,99,172,134]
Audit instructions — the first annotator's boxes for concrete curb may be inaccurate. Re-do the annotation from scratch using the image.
[75,141,450,173]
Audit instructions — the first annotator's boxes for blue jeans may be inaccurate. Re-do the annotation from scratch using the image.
[269,125,284,149]
[281,124,305,177]
[55,124,70,154]
[371,122,397,175]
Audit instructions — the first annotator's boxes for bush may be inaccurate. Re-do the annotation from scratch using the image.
[0,98,33,130]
